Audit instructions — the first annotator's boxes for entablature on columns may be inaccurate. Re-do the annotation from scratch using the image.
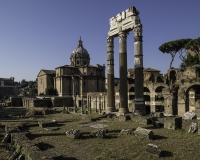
[108,6,141,37]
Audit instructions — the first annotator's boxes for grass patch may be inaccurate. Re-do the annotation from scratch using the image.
[1,107,200,159]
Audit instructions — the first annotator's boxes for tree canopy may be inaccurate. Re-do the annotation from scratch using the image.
[45,87,57,96]
[185,37,200,60]
[184,53,199,67]
[159,38,191,69]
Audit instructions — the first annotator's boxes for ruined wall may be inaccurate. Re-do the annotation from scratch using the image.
[51,97,73,107]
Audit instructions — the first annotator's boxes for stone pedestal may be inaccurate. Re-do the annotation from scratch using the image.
[163,117,182,130]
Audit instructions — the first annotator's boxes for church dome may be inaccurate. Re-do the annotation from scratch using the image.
[70,37,90,66]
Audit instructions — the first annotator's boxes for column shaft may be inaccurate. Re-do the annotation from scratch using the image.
[106,37,115,112]
[119,32,129,113]
[133,24,146,115]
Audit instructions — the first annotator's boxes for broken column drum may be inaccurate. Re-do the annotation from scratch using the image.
[107,6,145,114]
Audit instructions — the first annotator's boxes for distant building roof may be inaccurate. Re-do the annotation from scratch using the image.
[56,64,100,69]
[143,68,160,72]
[41,70,56,74]
[128,68,160,72]
[37,70,56,77]
[0,77,14,81]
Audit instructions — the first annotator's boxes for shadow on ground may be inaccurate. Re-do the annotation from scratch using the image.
[161,150,173,157]
[0,107,26,117]
[153,135,168,140]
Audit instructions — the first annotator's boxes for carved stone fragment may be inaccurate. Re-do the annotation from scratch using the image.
[120,128,133,135]
[188,122,198,133]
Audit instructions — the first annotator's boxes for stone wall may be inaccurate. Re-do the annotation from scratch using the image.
[51,96,73,107]
[22,98,52,108]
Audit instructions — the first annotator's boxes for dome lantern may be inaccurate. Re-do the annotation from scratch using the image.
[70,38,90,66]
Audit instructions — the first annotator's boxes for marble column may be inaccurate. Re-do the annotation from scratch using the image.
[118,32,129,113]
[133,24,146,115]
[106,36,115,112]
[89,95,92,114]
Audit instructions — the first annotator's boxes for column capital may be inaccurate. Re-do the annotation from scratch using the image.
[133,24,143,42]
[118,32,128,43]
[107,37,114,47]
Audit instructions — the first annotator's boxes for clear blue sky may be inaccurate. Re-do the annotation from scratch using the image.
[0,0,200,82]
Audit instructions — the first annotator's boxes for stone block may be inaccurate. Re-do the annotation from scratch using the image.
[182,119,199,130]
[66,129,81,139]
[90,129,108,138]
[134,127,154,139]
[163,117,182,130]
[131,115,152,125]
[152,121,163,128]
[118,115,130,121]
[38,121,57,128]
[183,112,197,120]
[44,127,59,131]
[150,112,164,118]
[146,144,162,157]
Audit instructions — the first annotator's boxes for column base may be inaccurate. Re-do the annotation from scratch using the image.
[119,108,129,114]
[106,107,116,112]
[133,110,146,116]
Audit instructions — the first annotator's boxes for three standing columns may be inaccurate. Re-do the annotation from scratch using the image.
[106,25,145,115]
[106,36,115,112]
